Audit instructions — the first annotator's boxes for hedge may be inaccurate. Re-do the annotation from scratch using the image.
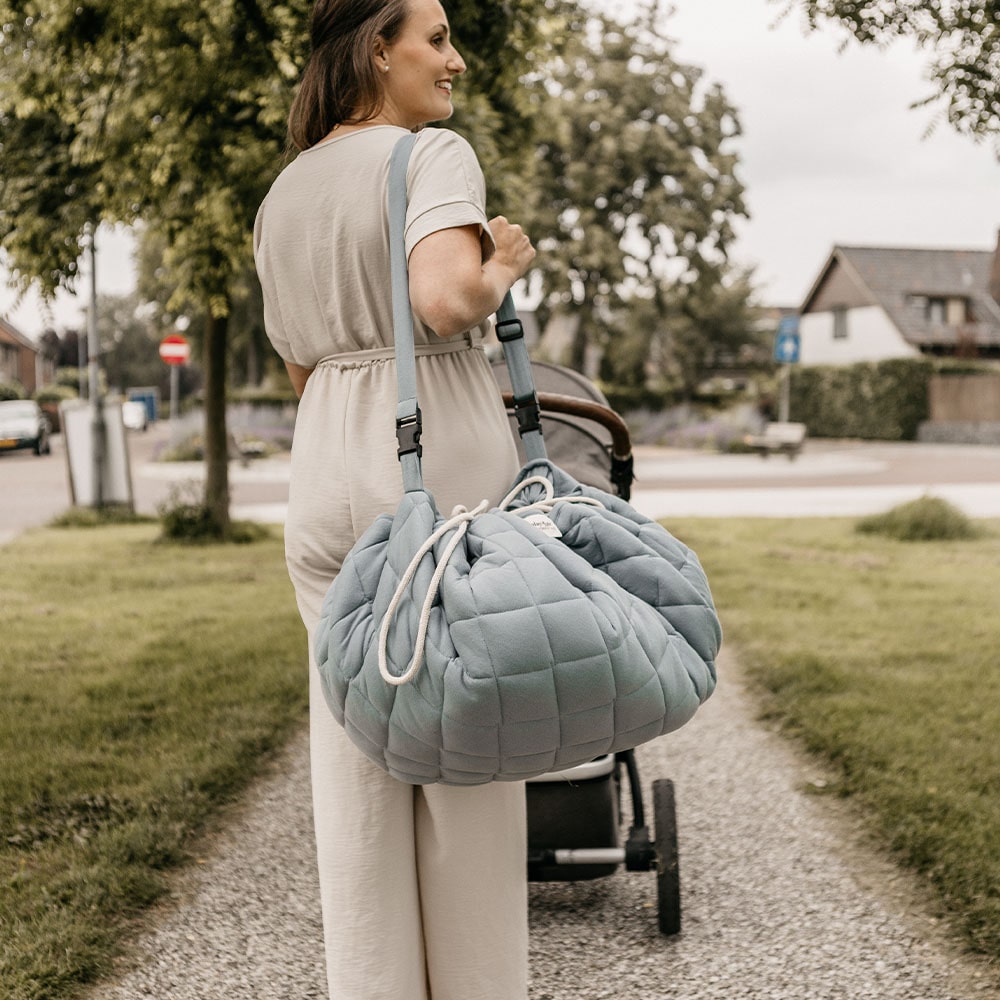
[788,358,933,441]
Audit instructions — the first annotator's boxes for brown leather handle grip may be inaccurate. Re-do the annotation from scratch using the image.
[501,391,632,460]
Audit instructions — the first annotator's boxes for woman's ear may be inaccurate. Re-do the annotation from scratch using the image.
[373,39,389,74]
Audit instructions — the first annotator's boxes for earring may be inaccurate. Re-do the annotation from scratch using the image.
[382,64,389,72]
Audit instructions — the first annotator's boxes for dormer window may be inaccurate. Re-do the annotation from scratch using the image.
[907,294,969,326]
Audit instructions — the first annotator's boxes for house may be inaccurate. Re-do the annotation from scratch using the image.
[798,235,1000,366]
[0,317,55,395]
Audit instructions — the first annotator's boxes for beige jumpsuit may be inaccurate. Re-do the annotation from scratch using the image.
[254,126,527,999]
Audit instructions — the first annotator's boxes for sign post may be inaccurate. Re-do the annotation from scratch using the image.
[159,334,190,440]
[773,317,800,423]
[85,223,107,507]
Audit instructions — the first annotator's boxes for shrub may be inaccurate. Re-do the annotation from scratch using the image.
[34,384,78,406]
[158,434,204,462]
[600,382,673,413]
[35,384,79,432]
[50,505,154,529]
[0,382,25,401]
[856,495,980,542]
[157,482,270,544]
[55,367,88,391]
[790,358,933,440]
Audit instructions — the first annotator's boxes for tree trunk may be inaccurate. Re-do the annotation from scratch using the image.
[202,307,231,537]
[568,315,588,374]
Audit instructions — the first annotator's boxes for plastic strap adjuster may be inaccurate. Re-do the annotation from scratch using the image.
[396,408,423,458]
[496,318,524,343]
[512,393,542,437]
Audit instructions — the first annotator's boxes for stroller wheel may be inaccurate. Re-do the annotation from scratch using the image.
[653,779,680,935]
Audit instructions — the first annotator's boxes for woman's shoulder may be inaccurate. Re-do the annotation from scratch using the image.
[413,127,480,166]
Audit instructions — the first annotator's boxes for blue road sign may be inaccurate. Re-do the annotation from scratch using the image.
[774,316,800,363]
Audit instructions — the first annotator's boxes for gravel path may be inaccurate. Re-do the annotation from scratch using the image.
[86,650,998,999]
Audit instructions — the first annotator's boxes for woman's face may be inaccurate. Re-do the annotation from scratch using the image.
[378,0,466,129]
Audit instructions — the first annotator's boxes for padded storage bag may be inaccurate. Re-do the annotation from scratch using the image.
[314,133,721,785]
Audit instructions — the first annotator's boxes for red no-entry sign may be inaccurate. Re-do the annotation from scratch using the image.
[159,334,190,366]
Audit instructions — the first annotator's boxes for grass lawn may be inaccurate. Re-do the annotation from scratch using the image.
[0,523,307,1000]
[670,515,1000,962]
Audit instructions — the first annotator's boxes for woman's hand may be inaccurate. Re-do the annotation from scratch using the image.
[487,216,536,286]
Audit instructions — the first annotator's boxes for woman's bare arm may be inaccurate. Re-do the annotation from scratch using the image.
[284,360,314,398]
[408,217,535,338]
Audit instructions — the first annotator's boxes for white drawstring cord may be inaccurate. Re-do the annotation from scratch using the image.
[499,475,606,516]
[378,499,489,686]
[377,478,606,687]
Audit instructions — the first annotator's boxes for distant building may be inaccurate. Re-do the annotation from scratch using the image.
[798,234,1000,366]
[0,317,55,395]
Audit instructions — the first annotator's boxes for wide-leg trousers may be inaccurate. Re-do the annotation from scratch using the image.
[308,651,528,1000]
[290,349,529,997]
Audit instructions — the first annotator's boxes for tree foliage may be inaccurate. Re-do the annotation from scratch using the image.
[0,0,309,531]
[526,5,755,392]
[775,0,1000,141]
[0,0,554,532]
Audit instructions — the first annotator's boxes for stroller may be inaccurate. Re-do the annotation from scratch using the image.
[491,359,682,936]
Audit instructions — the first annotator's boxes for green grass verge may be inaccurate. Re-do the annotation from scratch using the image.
[0,524,307,1000]
[670,515,1000,961]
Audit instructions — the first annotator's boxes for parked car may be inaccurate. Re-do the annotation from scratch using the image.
[121,400,149,432]
[0,399,51,456]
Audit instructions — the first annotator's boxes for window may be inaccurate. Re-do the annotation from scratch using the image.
[927,298,946,325]
[907,294,968,326]
[832,306,848,340]
[946,297,968,326]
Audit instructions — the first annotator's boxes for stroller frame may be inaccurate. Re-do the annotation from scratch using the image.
[498,376,683,936]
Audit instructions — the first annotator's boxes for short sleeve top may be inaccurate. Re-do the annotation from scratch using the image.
[253,125,495,367]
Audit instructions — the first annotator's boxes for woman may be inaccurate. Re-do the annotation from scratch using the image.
[253,1,536,997]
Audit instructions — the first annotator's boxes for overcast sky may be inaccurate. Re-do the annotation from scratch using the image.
[2,0,998,338]
[611,0,1000,305]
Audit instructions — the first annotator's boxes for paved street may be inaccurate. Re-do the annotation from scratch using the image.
[0,420,291,544]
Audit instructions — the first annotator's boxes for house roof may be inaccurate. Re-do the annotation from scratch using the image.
[0,316,38,352]
[802,244,1000,349]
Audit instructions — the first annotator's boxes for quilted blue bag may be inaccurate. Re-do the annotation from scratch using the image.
[314,133,721,785]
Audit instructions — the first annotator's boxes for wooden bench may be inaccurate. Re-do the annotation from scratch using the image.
[745,421,807,459]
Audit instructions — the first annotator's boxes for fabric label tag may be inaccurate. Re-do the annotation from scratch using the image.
[525,513,562,538]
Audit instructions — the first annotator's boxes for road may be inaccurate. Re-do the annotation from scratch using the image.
[3,429,998,548]
[629,439,1000,520]
[0,421,291,545]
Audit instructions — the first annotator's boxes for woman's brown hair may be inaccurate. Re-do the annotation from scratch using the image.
[288,0,409,151]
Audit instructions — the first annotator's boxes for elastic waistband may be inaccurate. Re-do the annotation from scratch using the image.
[317,331,482,367]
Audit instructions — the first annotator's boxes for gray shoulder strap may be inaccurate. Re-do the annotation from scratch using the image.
[387,132,546,493]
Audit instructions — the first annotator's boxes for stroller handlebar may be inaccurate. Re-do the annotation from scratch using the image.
[501,391,633,461]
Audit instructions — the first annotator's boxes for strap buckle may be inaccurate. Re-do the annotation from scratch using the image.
[512,393,542,437]
[396,407,423,459]
[496,318,524,343]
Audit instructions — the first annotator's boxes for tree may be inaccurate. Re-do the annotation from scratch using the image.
[0,0,305,532]
[774,0,1000,142]
[97,291,180,397]
[1,0,557,535]
[527,5,754,388]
